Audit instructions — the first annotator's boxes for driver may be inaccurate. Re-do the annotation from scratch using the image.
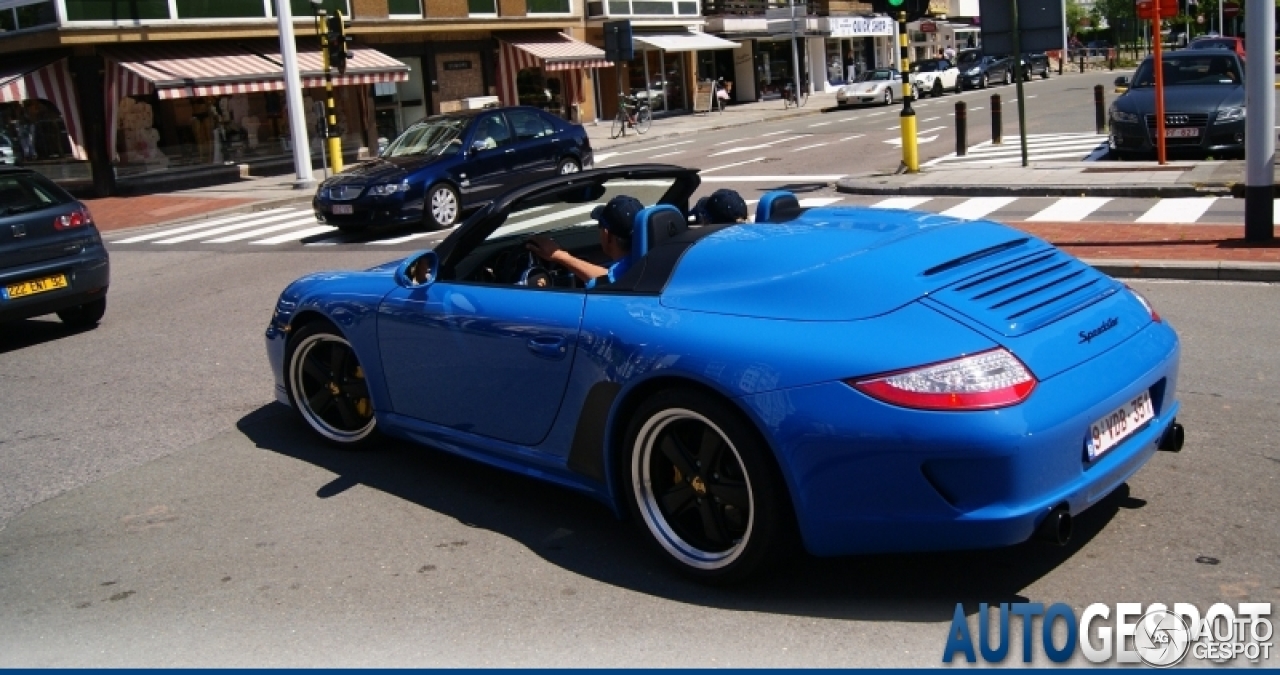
[525,194,643,288]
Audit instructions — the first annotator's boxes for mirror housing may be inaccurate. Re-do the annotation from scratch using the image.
[1114,75,1130,86]
[396,249,439,287]
[470,140,488,154]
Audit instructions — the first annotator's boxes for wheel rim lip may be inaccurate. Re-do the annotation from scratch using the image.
[289,333,376,443]
[430,187,457,224]
[560,160,579,174]
[632,408,754,570]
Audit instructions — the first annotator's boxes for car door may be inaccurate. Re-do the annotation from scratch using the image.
[457,112,516,207]
[376,280,586,446]
[503,109,559,185]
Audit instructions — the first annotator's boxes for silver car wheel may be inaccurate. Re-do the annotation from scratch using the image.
[429,185,458,227]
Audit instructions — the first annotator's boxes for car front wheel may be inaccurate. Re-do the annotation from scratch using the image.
[624,388,795,584]
[424,182,460,230]
[557,157,581,174]
[981,73,989,89]
[883,89,894,105]
[286,321,377,447]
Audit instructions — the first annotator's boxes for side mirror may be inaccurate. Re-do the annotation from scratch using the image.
[1114,76,1130,86]
[397,249,439,287]
[470,140,488,154]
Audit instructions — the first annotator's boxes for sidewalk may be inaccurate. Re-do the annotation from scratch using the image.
[83,79,1280,281]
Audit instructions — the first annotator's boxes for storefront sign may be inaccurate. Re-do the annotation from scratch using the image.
[920,21,937,32]
[827,17,895,37]
[443,60,472,71]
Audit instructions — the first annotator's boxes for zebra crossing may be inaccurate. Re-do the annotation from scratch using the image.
[923,133,1111,167]
[105,194,1259,252]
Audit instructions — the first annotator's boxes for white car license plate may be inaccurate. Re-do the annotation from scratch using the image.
[1164,127,1199,138]
[332,204,353,215]
[1086,390,1155,461]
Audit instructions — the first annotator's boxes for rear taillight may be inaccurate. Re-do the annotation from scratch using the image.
[1126,285,1161,322]
[848,348,1037,411]
[53,206,93,231]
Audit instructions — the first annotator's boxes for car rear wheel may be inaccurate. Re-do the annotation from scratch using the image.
[56,297,106,329]
[557,157,581,174]
[424,183,460,230]
[286,322,377,447]
[883,89,893,105]
[981,73,989,89]
[1003,69,1012,85]
[932,81,943,98]
[624,388,795,584]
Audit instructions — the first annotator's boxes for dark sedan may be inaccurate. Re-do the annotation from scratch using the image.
[957,51,1015,89]
[1108,50,1246,159]
[314,106,593,231]
[0,166,109,328]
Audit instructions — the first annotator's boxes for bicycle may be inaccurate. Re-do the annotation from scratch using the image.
[782,78,809,109]
[610,94,652,139]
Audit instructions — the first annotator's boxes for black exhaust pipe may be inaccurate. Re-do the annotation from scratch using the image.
[1034,506,1073,546]
[1159,421,1184,452]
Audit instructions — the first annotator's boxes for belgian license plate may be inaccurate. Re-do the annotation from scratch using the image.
[332,204,354,215]
[1086,390,1155,461]
[4,273,68,301]
[1165,127,1199,138]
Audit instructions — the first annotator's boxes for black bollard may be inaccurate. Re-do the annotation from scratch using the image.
[991,94,1002,146]
[1079,52,1085,73]
[956,100,967,156]
[1094,84,1106,135]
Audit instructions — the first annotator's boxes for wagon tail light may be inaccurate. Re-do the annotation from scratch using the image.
[53,207,93,230]
[847,348,1037,411]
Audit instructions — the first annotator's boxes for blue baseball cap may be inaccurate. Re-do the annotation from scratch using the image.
[591,195,643,241]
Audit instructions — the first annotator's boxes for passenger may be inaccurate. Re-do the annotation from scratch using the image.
[692,188,750,224]
[525,194,642,287]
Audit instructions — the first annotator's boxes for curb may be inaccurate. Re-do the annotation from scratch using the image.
[1084,259,1280,282]
[835,178,1235,199]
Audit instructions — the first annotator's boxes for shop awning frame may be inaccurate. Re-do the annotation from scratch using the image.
[498,31,613,72]
[632,33,742,53]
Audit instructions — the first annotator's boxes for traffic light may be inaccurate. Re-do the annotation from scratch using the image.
[325,12,351,75]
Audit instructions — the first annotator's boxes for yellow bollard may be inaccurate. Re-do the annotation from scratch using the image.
[897,12,919,173]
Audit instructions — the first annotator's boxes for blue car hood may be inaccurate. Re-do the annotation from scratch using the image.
[326,156,440,185]
[1116,85,1243,111]
[660,208,1047,321]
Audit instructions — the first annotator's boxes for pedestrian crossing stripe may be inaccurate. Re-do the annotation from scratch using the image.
[923,133,1109,167]
[104,195,1269,248]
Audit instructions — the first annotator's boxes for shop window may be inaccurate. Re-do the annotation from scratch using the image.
[0,9,16,30]
[176,0,265,18]
[387,0,420,14]
[516,69,566,118]
[0,99,74,163]
[527,0,570,13]
[14,1,56,28]
[468,0,496,12]
[632,0,674,13]
[285,0,348,16]
[607,0,627,12]
[65,0,169,21]
[677,1,696,13]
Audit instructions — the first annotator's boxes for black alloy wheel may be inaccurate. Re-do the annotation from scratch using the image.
[286,322,377,447]
[624,388,795,584]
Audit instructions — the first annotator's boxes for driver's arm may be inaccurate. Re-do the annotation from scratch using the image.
[526,236,608,282]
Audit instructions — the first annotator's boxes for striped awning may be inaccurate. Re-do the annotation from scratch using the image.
[0,55,88,161]
[498,32,612,72]
[103,40,410,101]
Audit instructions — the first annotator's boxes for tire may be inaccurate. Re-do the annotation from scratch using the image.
[56,297,106,329]
[424,182,460,230]
[623,388,796,584]
[1040,68,1050,80]
[1003,69,1012,86]
[955,79,963,94]
[883,89,893,106]
[634,106,652,134]
[981,73,989,89]
[286,321,378,447]
[932,81,943,98]
[557,157,581,174]
[610,114,624,140]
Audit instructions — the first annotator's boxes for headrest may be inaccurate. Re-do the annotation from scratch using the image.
[630,204,688,265]
[756,191,802,223]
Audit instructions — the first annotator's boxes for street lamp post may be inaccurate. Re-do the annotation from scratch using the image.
[275,0,314,189]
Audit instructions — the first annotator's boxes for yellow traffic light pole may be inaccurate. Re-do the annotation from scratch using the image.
[316,9,344,174]
[898,11,919,173]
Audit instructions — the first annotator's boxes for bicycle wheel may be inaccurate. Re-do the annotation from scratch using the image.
[635,106,652,134]
[611,112,625,139]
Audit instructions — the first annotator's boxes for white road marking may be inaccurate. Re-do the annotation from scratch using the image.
[369,232,436,245]
[709,135,811,157]
[250,225,337,244]
[808,120,834,127]
[1026,197,1113,222]
[1136,197,1218,224]
[152,211,318,244]
[839,134,865,141]
[759,130,791,137]
[790,142,829,152]
[595,140,694,162]
[114,209,306,243]
[884,134,938,146]
[649,150,684,158]
[970,106,985,111]
[871,197,932,209]
[940,197,1018,220]
[699,174,844,182]
[922,116,941,122]
[203,217,322,243]
[701,157,767,173]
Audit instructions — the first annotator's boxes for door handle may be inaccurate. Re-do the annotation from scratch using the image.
[527,335,567,359]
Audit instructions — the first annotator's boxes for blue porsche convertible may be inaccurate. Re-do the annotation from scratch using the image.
[265,166,1184,584]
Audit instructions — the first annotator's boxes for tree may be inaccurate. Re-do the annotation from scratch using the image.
[1066,0,1088,35]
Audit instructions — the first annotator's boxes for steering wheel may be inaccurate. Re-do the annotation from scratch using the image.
[515,251,551,288]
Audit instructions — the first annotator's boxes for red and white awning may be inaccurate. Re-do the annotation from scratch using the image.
[496,32,611,109]
[0,55,88,161]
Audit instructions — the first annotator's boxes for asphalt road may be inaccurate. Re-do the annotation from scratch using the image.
[0,243,1276,665]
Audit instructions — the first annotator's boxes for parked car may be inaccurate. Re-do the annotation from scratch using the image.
[835,68,902,107]
[911,57,961,97]
[1187,36,1246,61]
[0,132,15,165]
[1018,52,1052,79]
[267,165,1184,584]
[313,106,593,232]
[0,166,109,327]
[957,51,1015,89]
[1108,49,1246,159]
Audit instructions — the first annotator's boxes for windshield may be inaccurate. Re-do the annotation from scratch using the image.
[1190,39,1236,50]
[859,69,895,82]
[1131,54,1243,87]
[382,117,468,158]
[913,59,946,73]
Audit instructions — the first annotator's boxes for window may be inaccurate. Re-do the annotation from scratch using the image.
[473,114,512,150]
[65,0,169,20]
[388,0,420,14]
[13,1,55,28]
[176,0,265,18]
[285,0,347,16]
[527,0,570,13]
[506,109,555,141]
[468,0,496,13]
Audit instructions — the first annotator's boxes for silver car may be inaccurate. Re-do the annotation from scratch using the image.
[836,68,902,107]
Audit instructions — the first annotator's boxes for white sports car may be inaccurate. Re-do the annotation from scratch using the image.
[835,68,902,107]
[912,58,961,98]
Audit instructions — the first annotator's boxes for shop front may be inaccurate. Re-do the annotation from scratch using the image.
[823,16,897,89]
[496,31,611,124]
[101,40,408,179]
[0,53,89,181]
[631,32,739,114]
